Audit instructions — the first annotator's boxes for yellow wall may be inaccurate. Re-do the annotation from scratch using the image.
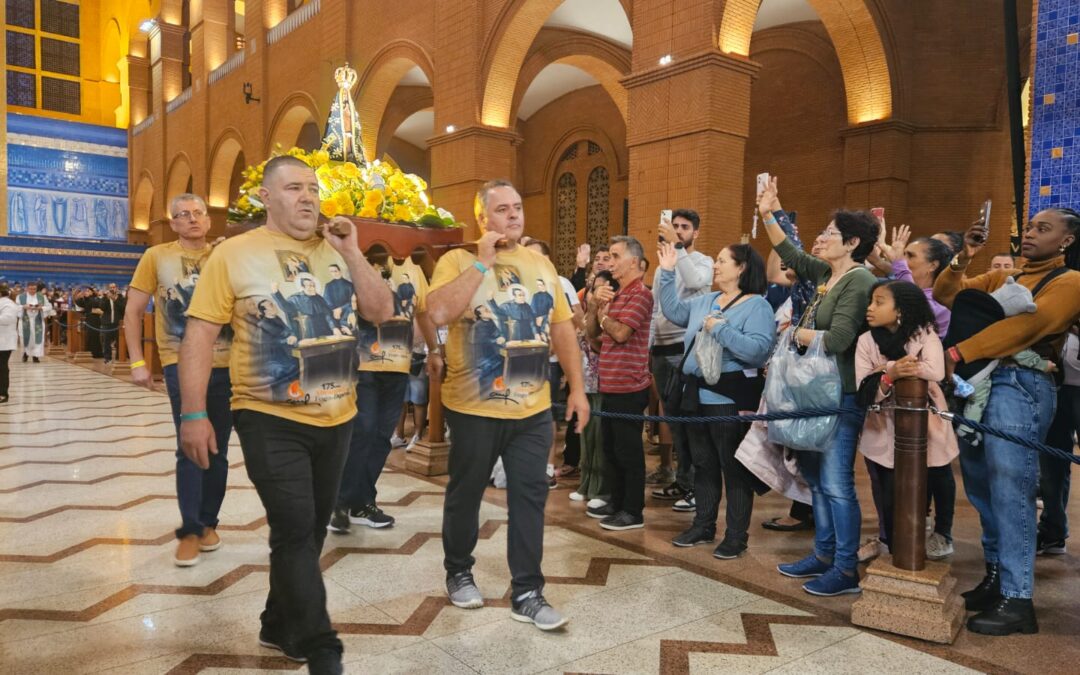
[5,0,160,128]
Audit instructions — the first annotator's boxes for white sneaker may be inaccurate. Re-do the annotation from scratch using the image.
[926,532,954,560]
[586,498,608,509]
[390,434,408,449]
[925,516,933,534]
[406,434,420,451]
[568,491,585,502]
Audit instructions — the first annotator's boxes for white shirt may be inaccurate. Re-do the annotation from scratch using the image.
[651,247,713,347]
[0,298,19,351]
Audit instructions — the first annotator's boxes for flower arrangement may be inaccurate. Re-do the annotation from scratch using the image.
[227,146,459,228]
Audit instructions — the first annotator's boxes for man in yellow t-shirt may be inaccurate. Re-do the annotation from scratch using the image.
[426,179,590,631]
[125,193,233,568]
[327,257,441,534]
[179,156,393,669]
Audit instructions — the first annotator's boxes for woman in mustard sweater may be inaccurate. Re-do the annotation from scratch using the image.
[934,207,1080,636]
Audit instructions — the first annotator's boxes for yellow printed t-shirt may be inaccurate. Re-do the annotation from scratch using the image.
[357,257,429,373]
[430,246,571,419]
[129,241,231,367]
[185,227,359,427]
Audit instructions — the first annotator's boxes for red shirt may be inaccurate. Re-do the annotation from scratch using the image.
[599,276,653,393]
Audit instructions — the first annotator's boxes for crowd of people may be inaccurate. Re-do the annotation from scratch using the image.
[8,158,1077,673]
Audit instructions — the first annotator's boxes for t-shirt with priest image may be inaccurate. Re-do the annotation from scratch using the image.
[354,257,429,373]
[430,244,571,418]
[186,226,360,426]
[128,241,231,368]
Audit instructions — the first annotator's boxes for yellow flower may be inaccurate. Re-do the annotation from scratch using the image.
[333,192,355,216]
[308,149,330,167]
[359,205,379,219]
[393,204,413,222]
[388,173,408,193]
[363,190,384,210]
[340,162,361,179]
[320,198,339,218]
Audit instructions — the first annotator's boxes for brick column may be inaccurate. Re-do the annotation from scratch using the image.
[149,22,187,116]
[840,120,913,224]
[189,0,231,83]
[428,127,520,240]
[124,55,151,126]
[623,51,760,257]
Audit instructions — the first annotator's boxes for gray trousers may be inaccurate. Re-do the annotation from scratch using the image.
[442,409,552,596]
[652,352,694,489]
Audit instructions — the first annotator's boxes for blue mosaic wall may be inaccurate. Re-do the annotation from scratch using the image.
[5,113,129,241]
[1029,0,1080,216]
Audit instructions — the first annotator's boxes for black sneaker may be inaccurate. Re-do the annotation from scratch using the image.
[32,357,40,363]
[713,538,747,559]
[258,628,307,663]
[586,503,616,519]
[672,526,715,548]
[599,511,644,531]
[1036,534,1066,556]
[327,508,351,534]
[349,504,395,529]
[672,492,696,512]
[22,354,28,363]
[651,481,687,500]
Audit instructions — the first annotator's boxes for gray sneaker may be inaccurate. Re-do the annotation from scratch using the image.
[446,571,484,609]
[511,590,568,631]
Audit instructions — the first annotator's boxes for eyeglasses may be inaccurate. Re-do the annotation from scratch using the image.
[818,229,842,239]
[171,209,205,221]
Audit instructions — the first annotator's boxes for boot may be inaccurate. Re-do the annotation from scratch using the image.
[967,597,1038,636]
[962,562,1001,611]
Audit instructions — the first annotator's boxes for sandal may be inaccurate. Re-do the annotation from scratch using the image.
[761,516,814,532]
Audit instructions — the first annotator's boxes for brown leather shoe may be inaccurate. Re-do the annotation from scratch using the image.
[174,534,201,567]
[199,527,221,552]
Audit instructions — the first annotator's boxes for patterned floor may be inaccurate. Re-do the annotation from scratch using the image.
[0,358,1066,673]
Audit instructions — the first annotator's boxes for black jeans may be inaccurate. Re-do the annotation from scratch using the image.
[443,409,551,597]
[100,322,119,361]
[686,404,755,543]
[1042,384,1079,541]
[338,372,408,510]
[867,459,896,549]
[600,388,651,518]
[233,409,352,659]
[926,465,956,540]
[0,350,9,397]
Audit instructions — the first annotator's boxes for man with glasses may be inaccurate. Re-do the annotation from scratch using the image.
[125,193,235,567]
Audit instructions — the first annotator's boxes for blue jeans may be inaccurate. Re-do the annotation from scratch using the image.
[959,367,1055,599]
[796,393,865,573]
[163,364,233,539]
[337,371,408,509]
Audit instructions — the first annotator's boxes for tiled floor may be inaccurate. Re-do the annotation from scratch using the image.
[0,357,1076,674]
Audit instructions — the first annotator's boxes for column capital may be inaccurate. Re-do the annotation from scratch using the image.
[620,50,760,91]
[426,125,523,150]
[840,119,916,138]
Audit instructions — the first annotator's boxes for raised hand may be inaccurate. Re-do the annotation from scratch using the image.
[476,231,504,269]
[757,176,781,217]
[575,243,591,269]
[657,241,678,271]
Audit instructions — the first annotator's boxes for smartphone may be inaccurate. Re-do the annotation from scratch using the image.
[981,199,992,233]
[659,209,673,243]
[756,172,770,199]
[871,207,885,223]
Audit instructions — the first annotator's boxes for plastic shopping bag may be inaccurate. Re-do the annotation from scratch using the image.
[763,328,842,451]
[695,319,725,385]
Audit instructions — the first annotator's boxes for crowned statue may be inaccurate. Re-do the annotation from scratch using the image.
[322,63,367,166]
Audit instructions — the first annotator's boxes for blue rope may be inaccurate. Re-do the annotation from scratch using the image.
[943,412,1079,465]
[54,320,120,334]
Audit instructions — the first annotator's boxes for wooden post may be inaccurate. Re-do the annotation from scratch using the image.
[892,377,929,571]
[66,309,78,357]
[851,376,963,643]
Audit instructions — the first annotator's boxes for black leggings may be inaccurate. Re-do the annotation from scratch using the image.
[0,350,9,397]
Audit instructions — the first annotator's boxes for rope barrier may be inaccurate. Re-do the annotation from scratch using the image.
[54,320,121,334]
[552,402,1080,465]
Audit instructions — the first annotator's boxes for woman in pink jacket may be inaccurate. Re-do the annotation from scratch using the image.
[855,280,958,559]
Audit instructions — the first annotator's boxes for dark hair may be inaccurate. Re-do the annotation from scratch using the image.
[991,252,1015,260]
[262,155,312,186]
[913,237,954,282]
[1051,207,1080,271]
[595,244,610,254]
[935,230,964,255]
[671,209,700,230]
[727,243,767,295]
[593,269,619,293]
[831,210,880,263]
[0,284,8,297]
[527,239,551,257]
[873,280,937,340]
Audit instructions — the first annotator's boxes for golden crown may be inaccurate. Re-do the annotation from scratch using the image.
[334,63,358,92]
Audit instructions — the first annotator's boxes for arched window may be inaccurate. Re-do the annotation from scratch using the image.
[555,172,578,275]
[587,166,610,254]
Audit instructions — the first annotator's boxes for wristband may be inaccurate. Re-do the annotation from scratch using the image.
[472,260,489,275]
[948,346,962,364]
[880,373,894,389]
[130,360,147,369]
[763,214,778,225]
[180,411,208,422]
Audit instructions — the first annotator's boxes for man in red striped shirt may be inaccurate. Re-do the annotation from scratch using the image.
[585,235,654,530]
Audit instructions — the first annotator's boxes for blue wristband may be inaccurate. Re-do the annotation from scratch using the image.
[473,260,489,275]
[180,411,208,422]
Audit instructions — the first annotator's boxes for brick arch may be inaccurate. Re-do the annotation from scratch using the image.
[510,28,631,125]
[131,172,156,231]
[480,0,632,128]
[541,126,625,199]
[165,153,193,205]
[207,128,247,208]
[376,89,435,156]
[719,0,893,124]
[266,93,321,156]
[356,40,436,163]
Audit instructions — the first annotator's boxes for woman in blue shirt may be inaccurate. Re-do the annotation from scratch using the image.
[657,241,776,559]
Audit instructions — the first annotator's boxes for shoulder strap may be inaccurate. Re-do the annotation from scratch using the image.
[1028,265,1070,299]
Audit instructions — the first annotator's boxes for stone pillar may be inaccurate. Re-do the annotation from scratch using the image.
[840,120,913,224]
[623,52,759,258]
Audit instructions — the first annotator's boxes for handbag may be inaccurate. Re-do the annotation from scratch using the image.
[763,327,843,451]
